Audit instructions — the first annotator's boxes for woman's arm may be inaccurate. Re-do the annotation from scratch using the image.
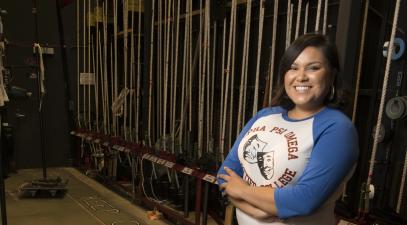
[228,196,273,220]
[219,167,279,216]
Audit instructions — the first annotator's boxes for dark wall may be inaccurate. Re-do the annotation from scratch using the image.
[0,0,75,168]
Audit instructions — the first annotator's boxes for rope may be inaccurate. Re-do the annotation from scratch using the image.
[206,3,212,154]
[103,2,110,134]
[113,0,118,136]
[172,0,181,154]
[147,0,155,146]
[315,0,322,32]
[0,42,9,107]
[323,0,329,35]
[267,0,279,106]
[76,0,81,128]
[82,0,86,129]
[110,42,114,134]
[178,0,190,154]
[364,0,401,213]
[352,0,369,123]
[157,0,162,145]
[123,0,129,140]
[285,0,292,49]
[135,0,142,143]
[237,0,252,135]
[91,35,98,132]
[95,1,100,133]
[129,1,135,141]
[253,0,265,116]
[228,0,238,150]
[87,0,91,130]
[198,0,204,157]
[219,18,227,161]
[304,1,309,34]
[397,148,407,213]
[220,0,236,160]
[188,0,193,132]
[295,0,302,39]
[98,31,106,133]
[209,21,217,153]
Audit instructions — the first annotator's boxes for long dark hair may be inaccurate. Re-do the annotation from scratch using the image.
[270,33,350,113]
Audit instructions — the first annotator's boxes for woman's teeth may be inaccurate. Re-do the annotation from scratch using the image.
[295,86,310,91]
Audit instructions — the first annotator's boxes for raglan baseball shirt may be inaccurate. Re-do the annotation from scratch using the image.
[217,106,358,225]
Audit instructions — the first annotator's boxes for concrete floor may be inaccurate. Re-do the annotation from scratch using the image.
[3,168,171,225]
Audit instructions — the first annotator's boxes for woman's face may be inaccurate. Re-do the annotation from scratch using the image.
[284,46,332,113]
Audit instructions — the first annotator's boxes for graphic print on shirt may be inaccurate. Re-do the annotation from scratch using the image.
[242,134,275,180]
[239,114,314,187]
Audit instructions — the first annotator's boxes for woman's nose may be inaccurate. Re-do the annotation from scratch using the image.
[296,69,308,81]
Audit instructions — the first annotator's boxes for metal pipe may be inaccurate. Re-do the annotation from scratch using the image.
[194,178,202,225]
[0,114,8,225]
[202,182,209,225]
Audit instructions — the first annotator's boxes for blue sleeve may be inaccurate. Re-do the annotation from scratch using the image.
[217,108,275,185]
[274,121,358,218]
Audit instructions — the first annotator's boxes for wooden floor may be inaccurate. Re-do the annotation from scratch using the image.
[3,167,171,225]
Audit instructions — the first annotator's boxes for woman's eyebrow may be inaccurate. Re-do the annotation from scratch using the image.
[291,61,323,66]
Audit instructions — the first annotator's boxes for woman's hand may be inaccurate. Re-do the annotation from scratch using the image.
[218,166,249,199]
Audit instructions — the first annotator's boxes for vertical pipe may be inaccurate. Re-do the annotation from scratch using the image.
[195,179,202,225]
[183,175,190,217]
[202,182,209,225]
[0,115,8,225]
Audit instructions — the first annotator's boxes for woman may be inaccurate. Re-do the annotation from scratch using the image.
[217,33,358,225]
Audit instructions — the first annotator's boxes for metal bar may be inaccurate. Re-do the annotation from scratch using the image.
[202,182,209,225]
[0,114,8,225]
[195,178,202,225]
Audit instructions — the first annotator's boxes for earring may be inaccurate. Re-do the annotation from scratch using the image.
[329,86,335,101]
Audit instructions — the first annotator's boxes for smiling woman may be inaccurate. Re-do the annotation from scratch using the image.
[217,33,358,225]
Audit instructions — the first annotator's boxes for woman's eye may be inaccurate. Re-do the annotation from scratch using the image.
[290,66,298,70]
[307,66,320,71]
